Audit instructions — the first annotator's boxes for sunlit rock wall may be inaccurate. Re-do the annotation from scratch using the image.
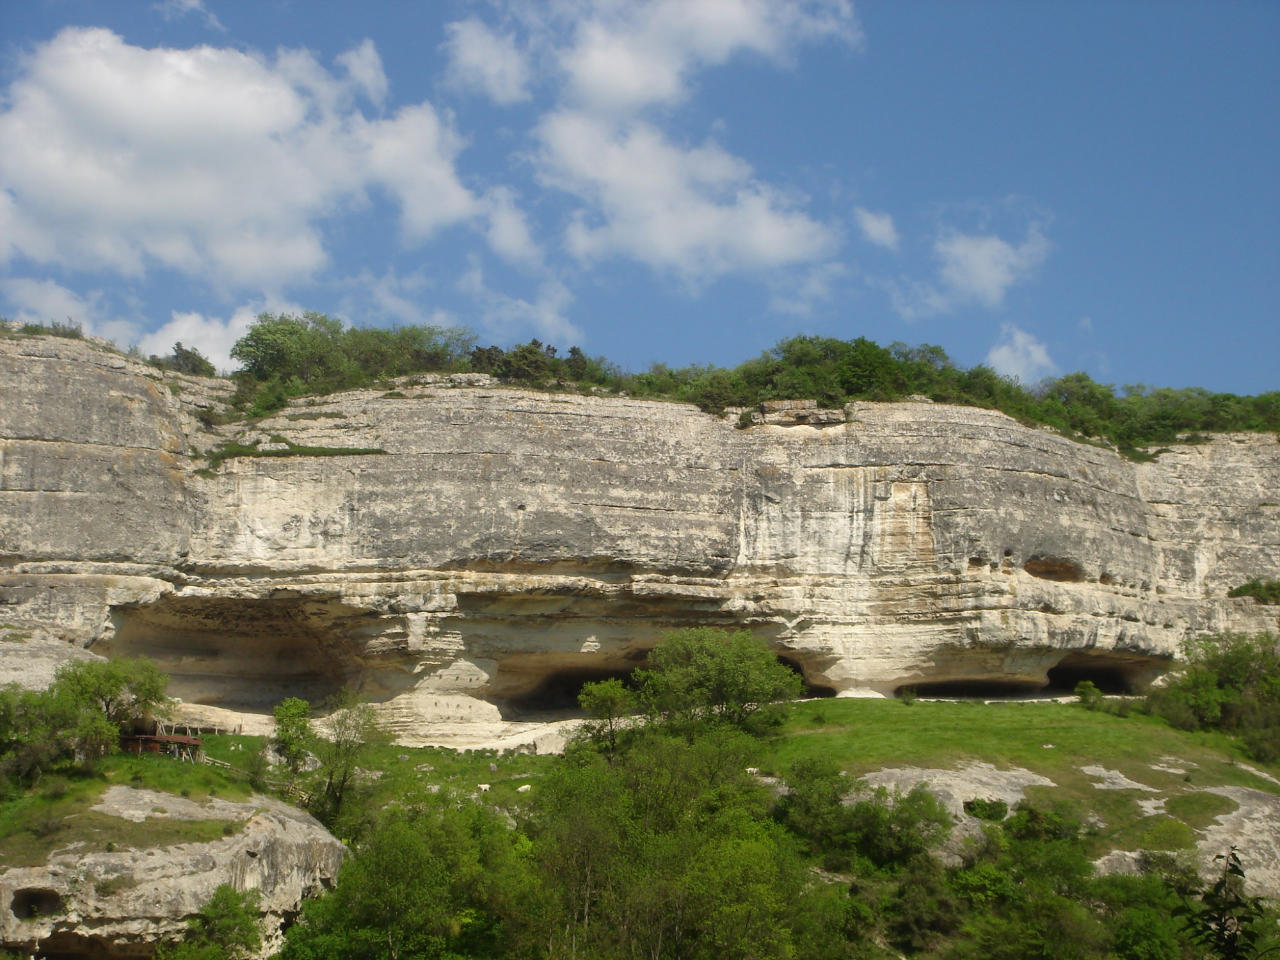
[3,335,1277,742]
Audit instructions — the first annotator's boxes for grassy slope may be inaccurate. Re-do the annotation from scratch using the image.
[8,700,1275,869]
[765,698,1278,855]
[0,753,253,867]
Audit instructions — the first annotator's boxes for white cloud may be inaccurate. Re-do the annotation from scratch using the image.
[936,226,1048,308]
[888,223,1049,319]
[540,111,835,279]
[336,269,458,331]
[459,263,581,344]
[3,277,99,329]
[153,0,225,32]
[520,1,852,284]
[985,324,1056,383]
[768,261,847,316]
[558,0,859,113]
[0,28,474,290]
[336,38,389,107]
[442,18,532,105]
[1,276,142,345]
[361,104,477,241]
[854,207,899,251]
[482,188,543,268]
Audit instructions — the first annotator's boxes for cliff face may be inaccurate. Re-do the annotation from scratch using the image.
[3,335,1278,742]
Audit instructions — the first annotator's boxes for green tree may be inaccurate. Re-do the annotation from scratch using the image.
[307,692,386,832]
[53,657,169,729]
[282,799,530,960]
[1180,849,1280,960]
[633,628,802,734]
[576,677,635,757]
[155,885,261,960]
[272,697,313,778]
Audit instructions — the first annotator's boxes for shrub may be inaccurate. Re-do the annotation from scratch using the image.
[1075,680,1104,710]
[1228,579,1280,605]
[1145,633,1280,761]
[964,797,1009,821]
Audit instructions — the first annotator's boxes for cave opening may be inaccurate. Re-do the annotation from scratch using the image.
[105,596,373,712]
[11,888,64,919]
[499,665,639,718]
[1044,652,1156,695]
[776,654,837,698]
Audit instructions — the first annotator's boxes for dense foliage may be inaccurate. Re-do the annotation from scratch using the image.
[0,658,168,790]
[217,313,1280,453]
[274,630,1280,959]
[7,309,1278,450]
[156,885,262,960]
[1146,633,1280,763]
[227,312,476,416]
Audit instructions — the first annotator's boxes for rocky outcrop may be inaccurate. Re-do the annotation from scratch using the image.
[0,787,344,958]
[2,335,1278,742]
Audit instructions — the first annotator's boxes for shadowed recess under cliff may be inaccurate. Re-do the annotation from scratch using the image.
[104,597,380,711]
[896,648,1172,699]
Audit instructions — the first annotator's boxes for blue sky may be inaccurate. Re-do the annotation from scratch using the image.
[1,1,1276,394]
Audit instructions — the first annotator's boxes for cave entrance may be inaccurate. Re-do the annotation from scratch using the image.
[1045,651,1165,695]
[10,888,64,920]
[501,665,639,718]
[776,654,837,698]
[105,596,375,712]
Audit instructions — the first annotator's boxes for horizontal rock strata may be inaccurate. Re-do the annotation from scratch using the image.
[2,336,1278,741]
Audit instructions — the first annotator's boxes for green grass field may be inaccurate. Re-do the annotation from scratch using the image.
[5,698,1275,871]
[763,697,1278,856]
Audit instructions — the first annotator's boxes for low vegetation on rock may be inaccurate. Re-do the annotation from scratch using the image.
[1229,579,1280,605]
[202,312,1280,455]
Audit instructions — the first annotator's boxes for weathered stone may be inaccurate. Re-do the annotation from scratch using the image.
[0,788,344,958]
[2,335,1278,744]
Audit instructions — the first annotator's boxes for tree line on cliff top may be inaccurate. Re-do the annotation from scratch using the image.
[188,311,1279,453]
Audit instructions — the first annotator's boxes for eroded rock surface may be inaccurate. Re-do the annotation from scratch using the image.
[0,787,344,958]
[3,335,1279,741]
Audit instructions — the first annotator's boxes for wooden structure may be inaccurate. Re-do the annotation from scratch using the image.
[119,733,204,762]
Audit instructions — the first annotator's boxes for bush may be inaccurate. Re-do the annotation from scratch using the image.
[149,342,217,377]
[1145,633,1280,761]
[20,319,82,339]
[1228,579,1280,605]
[1074,680,1103,710]
[633,628,802,734]
[964,797,1009,821]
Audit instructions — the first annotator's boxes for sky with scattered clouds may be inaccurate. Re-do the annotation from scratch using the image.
[1,0,1276,392]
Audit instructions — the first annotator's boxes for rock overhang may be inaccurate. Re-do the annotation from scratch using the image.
[2,335,1278,739]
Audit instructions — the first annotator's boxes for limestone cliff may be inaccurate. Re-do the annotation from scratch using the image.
[2,335,1278,742]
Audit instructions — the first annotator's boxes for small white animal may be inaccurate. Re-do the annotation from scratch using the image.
[516,784,532,793]
[477,783,490,792]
